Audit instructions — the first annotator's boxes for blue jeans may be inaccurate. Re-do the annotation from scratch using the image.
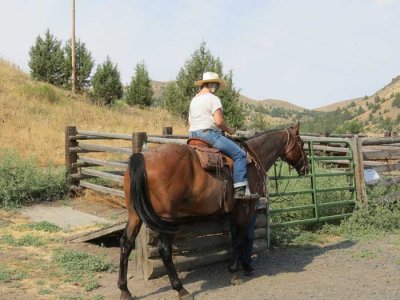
[189,129,247,186]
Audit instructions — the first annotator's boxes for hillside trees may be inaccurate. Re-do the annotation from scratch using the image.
[126,62,153,108]
[64,39,94,92]
[163,42,244,128]
[392,93,400,108]
[28,30,65,86]
[91,56,123,106]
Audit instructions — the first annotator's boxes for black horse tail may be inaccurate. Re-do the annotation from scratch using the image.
[128,153,179,234]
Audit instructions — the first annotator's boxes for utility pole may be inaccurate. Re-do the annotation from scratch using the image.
[71,0,76,94]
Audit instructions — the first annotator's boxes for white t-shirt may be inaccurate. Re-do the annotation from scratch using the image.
[188,93,222,132]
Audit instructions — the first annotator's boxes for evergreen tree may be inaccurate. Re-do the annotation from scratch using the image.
[28,29,65,86]
[91,56,123,106]
[126,61,154,107]
[64,39,94,92]
[163,42,244,128]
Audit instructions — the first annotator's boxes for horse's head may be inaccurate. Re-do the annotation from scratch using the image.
[281,122,310,176]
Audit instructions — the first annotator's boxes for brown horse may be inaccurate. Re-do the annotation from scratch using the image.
[118,123,310,300]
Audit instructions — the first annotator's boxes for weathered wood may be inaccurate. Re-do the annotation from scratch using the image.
[361,136,400,145]
[68,222,126,243]
[80,168,124,183]
[365,162,400,173]
[65,126,79,193]
[77,130,132,140]
[80,181,125,197]
[362,147,400,160]
[145,228,267,259]
[349,138,367,203]
[162,127,173,135]
[79,156,128,169]
[143,239,269,279]
[72,143,132,154]
[147,137,187,145]
[142,213,267,246]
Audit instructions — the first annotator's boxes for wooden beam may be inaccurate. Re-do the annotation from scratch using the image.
[147,137,187,145]
[74,143,132,154]
[80,168,124,183]
[79,156,128,169]
[80,181,124,197]
[143,239,269,279]
[68,222,126,243]
[77,130,132,140]
[361,136,400,145]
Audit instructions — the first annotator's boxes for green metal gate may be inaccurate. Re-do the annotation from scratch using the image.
[268,138,357,228]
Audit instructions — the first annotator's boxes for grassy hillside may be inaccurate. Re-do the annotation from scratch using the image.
[0,60,188,166]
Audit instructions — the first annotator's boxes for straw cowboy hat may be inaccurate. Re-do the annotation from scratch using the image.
[194,72,226,89]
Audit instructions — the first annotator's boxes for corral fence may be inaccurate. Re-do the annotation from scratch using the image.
[65,126,400,279]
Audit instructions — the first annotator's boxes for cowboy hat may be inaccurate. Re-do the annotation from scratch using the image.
[194,72,226,89]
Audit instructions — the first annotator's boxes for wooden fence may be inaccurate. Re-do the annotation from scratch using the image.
[65,126,268,279]
[65,126,400,279]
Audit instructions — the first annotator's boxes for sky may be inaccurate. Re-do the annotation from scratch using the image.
[1,0,400,109]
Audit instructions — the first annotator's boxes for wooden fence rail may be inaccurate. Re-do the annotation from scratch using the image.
[65,126,399,279]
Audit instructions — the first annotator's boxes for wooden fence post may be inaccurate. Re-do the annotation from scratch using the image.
[132,132,147,153]
[350,137,368,203]
[65,126,79,196]
[162,127,173,136]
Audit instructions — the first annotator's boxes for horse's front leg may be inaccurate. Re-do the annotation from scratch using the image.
[228,216,247,285]
[158,232,193,300]
[118,214,142,300]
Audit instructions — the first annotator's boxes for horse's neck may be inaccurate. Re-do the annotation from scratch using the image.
[246,130,288,172]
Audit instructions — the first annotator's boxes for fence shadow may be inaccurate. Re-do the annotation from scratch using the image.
[172,239,357,298]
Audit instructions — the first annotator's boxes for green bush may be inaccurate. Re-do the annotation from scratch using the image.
[0,149,67,208]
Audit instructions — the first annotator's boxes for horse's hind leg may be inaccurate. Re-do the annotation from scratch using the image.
[158,233,193,300]
[118,212,142,300]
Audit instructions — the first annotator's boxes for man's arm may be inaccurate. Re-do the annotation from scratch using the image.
[213,108,236,135]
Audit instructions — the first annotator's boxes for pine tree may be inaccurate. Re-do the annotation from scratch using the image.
[163,42,244,128]
[64,39,94,92]
[126,62,154,107]
[91,56,123,106]
[28,30,65,86]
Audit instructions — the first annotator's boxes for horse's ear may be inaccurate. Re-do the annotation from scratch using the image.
[294,122,300,134]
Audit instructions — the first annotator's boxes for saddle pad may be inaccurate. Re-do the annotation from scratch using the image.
[192,146,225,171]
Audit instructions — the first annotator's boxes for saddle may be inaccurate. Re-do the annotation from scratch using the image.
[187,138,234,173]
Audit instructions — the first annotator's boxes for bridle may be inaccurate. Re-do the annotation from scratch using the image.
[282,129,307,173]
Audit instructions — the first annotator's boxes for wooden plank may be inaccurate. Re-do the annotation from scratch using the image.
[309,145,349,154]
[79,156,128,169]
[146,228,267,259]
[362,148,400,160]
[143,239,269,279]
[80,168,124,183]
[73,143,132,154]
[80,181,125,197]
[68,222,126,243]
[361,136,400,145]
[76,130,132,140]
[147,137,187,145]
[365,162,400,173]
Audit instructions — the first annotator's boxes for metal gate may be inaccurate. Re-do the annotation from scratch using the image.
[268,137,358,228]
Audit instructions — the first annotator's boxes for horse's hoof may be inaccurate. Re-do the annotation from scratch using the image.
[231,278,244,285]
[120,291,134,300]
[230,272,243,285]
[179,288,194,300]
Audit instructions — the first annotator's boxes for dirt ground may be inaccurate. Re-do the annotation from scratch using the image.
[1,196,400,300]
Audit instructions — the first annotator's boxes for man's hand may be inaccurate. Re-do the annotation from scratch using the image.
[227,127,236,135]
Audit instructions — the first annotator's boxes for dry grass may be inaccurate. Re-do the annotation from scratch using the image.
[0,60,188,166]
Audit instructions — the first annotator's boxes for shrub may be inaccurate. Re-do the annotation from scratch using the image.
[0,149,67,208]
[126,61,154,108]
[392,93,400,108]
[28,30,65,86]
[91,56,123,106]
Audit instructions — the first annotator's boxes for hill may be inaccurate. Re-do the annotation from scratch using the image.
[0,60,188,165]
